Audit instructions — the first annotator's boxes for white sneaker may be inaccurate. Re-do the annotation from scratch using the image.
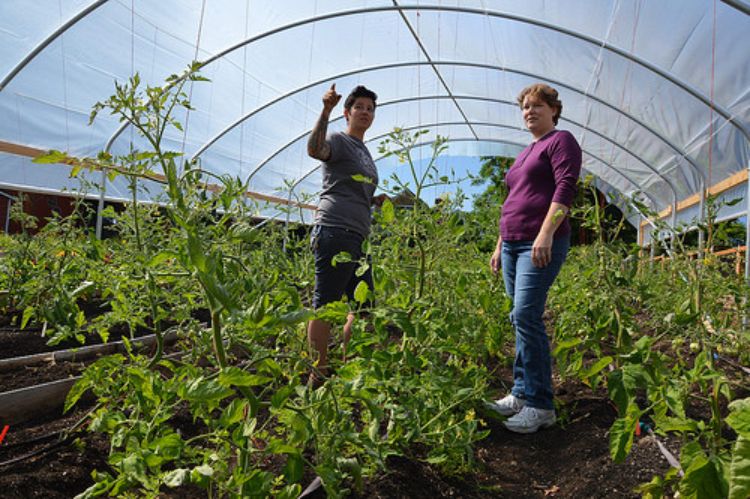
[485,394,526,416]
[503,406,556,434]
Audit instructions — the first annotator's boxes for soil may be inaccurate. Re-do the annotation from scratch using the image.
[351,382,676,498]
[1,360,85,392]
[0,321,155,360]
[1,316,743,498]
[0,365,681,498]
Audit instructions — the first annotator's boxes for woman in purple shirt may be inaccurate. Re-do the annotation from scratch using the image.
[486,83,582,433]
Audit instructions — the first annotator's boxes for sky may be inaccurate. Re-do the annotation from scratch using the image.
[376,154,487,211]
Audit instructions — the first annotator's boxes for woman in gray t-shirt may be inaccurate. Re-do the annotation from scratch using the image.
[306,84,387,386]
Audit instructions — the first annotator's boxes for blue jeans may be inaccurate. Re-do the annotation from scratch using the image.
[501,237,570,410]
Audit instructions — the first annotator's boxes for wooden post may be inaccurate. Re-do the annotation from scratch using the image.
[736,246,742,276]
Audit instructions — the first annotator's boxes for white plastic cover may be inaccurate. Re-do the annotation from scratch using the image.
[1,1,748,229]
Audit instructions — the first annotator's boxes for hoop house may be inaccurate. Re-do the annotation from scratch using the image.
[1,1,748,243]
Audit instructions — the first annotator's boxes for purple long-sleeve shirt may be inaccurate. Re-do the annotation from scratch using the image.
[500,129,582,241]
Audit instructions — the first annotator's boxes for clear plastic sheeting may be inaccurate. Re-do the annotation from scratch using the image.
[0,0,748,231]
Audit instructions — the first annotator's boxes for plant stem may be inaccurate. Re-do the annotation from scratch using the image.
[211,308,227,368]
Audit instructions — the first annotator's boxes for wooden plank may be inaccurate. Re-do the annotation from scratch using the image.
[0,140,317,210]
[714,246,746,257]
[0,140,45,157]
[641,170,749,229]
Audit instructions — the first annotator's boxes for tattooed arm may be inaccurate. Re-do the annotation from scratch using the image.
[307,83,341,161]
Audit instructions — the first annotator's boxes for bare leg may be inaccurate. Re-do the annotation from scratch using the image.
[307,318,332,375]
[342,312,356,362]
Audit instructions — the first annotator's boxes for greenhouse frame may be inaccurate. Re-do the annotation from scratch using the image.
[3,2,750,498]
[1,1,749,252]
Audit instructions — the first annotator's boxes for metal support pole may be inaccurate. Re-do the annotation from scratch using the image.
[649,231,656,269]
[670,198,678,252]
[745,159,750,330]
[745,159,750,282]
[698,180,706,259]
[4,197,10,233]
[283,189,293,253]
[0,190,16,233]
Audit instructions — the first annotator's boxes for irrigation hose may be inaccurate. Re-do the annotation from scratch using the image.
[0,434,71,468]
[0,403,100,468]
[646,427,684,477]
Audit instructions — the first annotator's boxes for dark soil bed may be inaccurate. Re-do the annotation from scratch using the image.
[349,374,676,499]
[0,361,85,392]
[0,323,152,359]
[1,312,734,498]
[0,370,680,498]
[0,314,187,392]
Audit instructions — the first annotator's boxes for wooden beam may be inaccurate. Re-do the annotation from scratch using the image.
[641,170,749,230]
[0,140,317,210]
[0,140,45,157]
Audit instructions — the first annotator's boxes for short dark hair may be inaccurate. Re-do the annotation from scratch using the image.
[517,83,562,125]
[344,85,377,111]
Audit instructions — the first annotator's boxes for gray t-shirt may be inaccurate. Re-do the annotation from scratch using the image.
[315,132,378,236]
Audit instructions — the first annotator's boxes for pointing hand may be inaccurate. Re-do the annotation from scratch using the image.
[322,83,341,113]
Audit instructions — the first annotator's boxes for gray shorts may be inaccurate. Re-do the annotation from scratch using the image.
[310,225,374,309]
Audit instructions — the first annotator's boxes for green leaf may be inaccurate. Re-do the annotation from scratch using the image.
[664,384,686,419]
[163,469,190,488]
[425,454,448,464]
[33,150,71,164]
[183,377,234,403]
[121,453,148,484]
[729,435,750,499]
[192,464,214,478]
[278,309,314,325]
[283,452,304,483]
[267,438,299,455]
[607,369,629,414]
[70,281,95,298]
[727,398,750,437]
[355,261,370,278]
[651,415,699,433]
[582,355,613,378]
[552,337,583,355]
[64,376,93,412]
[186,232,207,273]
[20,306,35,329]
[331,251,352,267]
[354,281,370,304]
[151,432,184,460]
[381,198,395,223]
[271,385,295,409]
[351,174,374,184]
[230,224,260,244]
[338,456,363,490]
[276,485,303,499]
[680,440,705,471]
[257,358,284,378]
[680,455,728,499]
[635,474,665,498]
[218,367,271,388]
[609,403,641,463]
[219,399,248,427]
[148,251,177,267]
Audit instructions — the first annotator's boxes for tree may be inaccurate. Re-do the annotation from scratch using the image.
[465,156,514,252]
